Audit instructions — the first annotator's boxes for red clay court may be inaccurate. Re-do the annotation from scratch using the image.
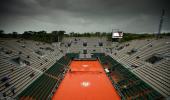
[52,60,120,100]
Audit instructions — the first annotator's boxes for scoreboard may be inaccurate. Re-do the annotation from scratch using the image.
[112,31,123,38]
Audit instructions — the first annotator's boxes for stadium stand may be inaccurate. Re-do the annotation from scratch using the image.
[0,36,169,99]
[108,37,170,98]
[93,53,164,99]
[0,39,64,99]
[17,54,77,99]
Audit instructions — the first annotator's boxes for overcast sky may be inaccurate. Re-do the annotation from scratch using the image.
[0,0,169,34]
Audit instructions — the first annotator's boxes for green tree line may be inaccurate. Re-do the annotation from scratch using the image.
[0,30,65,43]
[0,29,169,43]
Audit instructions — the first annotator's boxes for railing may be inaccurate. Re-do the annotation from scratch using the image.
[97,54,126,100]
[47,60,70,99]
[107,74,125,100]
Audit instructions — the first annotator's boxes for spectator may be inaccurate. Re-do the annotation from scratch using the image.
[5,82,10,87]
[19,51,22,54]
[2,93,6,97]
[114,53,117,55]
[30,73,35,78]
[10,68,14,72]
[11,86,16,95]
[27,55,30,58]
[1,76,9,82]
[136,56,140,59]
[0,93,3,99]
[42,68,47,72]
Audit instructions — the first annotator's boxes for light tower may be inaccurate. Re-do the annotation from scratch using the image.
[157,9,165,38]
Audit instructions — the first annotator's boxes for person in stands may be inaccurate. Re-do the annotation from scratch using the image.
[1,76,9,83]
[11,86,16,95]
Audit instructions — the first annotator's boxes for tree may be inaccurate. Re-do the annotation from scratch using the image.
[52,31,59,42]
[12,32,18,38]
[0,30,4,37]
[58,31,65,42]
[95,32,101,37]
[22,31,33,39]
[51,30,65,42]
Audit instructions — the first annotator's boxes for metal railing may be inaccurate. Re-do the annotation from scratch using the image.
[47,60,71,99]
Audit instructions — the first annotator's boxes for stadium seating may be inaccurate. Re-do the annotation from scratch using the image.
[17,55,71,99]
[0,36,169,99]
[93,53,164,99]
[108,37,170,97]
[0,39,64,98]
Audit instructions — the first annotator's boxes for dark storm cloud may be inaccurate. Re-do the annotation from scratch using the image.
[0,0,169,33]
[0,0,40,15]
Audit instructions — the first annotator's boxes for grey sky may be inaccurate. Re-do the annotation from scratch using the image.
[0,0,169,33]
